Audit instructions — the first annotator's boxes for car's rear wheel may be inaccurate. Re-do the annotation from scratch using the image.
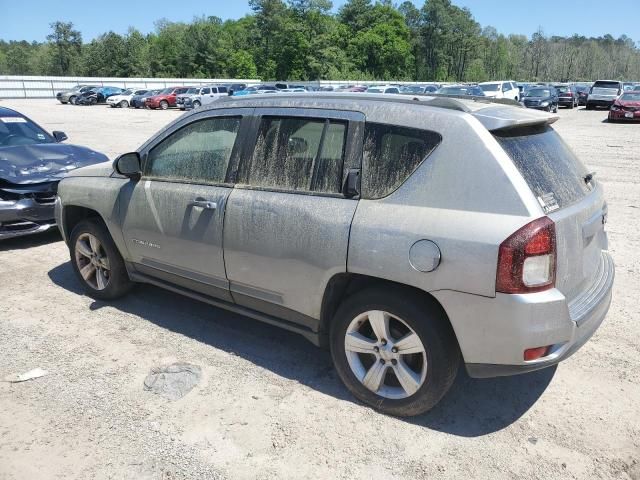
[159,100,169,110]
[119,100,129,108]
[70,219,133,300]
[193,100,201,108]
[330,287,459,417]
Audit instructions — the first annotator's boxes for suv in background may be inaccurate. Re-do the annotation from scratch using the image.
[553,84,579,109]
[587,80,623,110]
[366,85,401,94]
[180,85,229,110]
[56,85,99,105]
[56,94,614,417]
[479,81,520,101]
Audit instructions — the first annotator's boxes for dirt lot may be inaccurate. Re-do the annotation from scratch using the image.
[0,99,638,480]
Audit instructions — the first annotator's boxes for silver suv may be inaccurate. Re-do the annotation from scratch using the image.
[55,94,614,416]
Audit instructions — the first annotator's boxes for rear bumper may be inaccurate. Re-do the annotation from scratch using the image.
[587,99,615,107]
[0,198,56,240]
[558,98,574,105]
[433,250,615,378]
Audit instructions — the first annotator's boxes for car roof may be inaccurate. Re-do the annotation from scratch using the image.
[196,92,557,132]
[0,106,24,118]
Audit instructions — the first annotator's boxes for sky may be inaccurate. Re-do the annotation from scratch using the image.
[1,0,639,43]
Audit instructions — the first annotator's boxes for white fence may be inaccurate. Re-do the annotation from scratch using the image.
[0,76,262,99]
[0,75,436,99]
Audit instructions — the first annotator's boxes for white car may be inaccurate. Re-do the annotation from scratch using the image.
[479,81,520,101]
[106,89,149,108]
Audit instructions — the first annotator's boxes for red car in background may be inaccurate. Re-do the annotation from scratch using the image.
[609,91,640,122]
[145,86,192,110]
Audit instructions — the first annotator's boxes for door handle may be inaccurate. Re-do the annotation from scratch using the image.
[189,199,217,210]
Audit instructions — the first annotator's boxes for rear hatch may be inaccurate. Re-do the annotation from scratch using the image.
[494,125,608,302]
[590,81,621,100]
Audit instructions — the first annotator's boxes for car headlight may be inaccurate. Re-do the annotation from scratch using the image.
[540,101,549,107]
[611,105,620,111]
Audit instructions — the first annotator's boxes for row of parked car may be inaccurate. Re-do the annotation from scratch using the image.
[55,80,640,121]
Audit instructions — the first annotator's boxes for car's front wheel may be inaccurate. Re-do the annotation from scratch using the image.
[70,219,133,300]
[69,96,77,105]
[330,287,459,416]
[119,100,129,108]
[192,100,201,108]
[159,100,169,110]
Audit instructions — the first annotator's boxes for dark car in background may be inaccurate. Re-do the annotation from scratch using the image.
[521,86,559,112]
[75,86,124,105]
[575,85,590,105]
[553,84,579,109]
[131,89,161,109]
[400,84,439,94]
[436,85,485,96]
[145,87,191,109]
[56,85,99,105]
[608,91,640,122]
[0,107,108,239]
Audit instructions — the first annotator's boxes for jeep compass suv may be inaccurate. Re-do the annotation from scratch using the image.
[55,93,614,416]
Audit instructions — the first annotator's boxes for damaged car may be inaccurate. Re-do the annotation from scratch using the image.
[0,106,108,239]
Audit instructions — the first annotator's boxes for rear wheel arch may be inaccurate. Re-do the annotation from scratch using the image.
[319,273,457,349]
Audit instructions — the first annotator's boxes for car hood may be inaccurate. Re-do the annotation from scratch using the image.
[0,143,109,184]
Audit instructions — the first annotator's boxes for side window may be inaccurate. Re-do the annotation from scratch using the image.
[146,117,241,184]
[363,123,442,199]
[244,116,346,193]
[218,86,227,93]
[502,83,510,92]
[202,88,210,94]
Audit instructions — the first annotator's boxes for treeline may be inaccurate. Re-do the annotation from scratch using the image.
[1,0,639,82]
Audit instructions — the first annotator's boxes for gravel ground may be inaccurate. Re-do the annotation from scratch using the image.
[0,100,638,480]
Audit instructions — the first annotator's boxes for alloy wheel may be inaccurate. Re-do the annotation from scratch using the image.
[344,310,427,400]
[74,233,111,290]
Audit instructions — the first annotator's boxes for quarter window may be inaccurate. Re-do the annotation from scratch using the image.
[244,117,346,193]
[363,123,441,199]
[146,117,241,183]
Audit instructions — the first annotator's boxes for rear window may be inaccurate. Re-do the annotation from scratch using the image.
[494,126,591,212]
[593,81,620,90]
[363,123,441,199]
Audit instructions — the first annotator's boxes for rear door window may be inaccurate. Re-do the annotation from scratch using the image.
[494,125,591,212]
[362,123,442,199]
[243,117,347,193]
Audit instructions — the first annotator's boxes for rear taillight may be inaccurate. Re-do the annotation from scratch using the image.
[496,217,556,294]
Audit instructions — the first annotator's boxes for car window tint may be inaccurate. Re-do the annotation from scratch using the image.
[363,123,442,199]
[245,117,346,193]
[202,88,210,94]
[218,87,227,93]
[146,117,240,183]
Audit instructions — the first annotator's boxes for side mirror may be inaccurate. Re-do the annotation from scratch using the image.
[114,152,141,180]
[52,131,68,142]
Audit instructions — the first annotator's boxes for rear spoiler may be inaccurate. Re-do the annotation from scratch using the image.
[411,95,559,132]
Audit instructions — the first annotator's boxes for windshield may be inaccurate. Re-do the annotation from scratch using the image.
[438,86,481,96]
[0,115,54,147]
[526,89,551,97]
[554,86,569,93]
[480,83,500,92]
[159,88,173,95]
[133,90,147,95]
[620,93,640,101]
[186,88,198,94]
[120,89,134,96]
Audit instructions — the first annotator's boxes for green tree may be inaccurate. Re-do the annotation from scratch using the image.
[46,21,82,75]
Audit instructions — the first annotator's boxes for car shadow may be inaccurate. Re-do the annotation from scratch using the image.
[0,229,61,251]
[48,261,556,437]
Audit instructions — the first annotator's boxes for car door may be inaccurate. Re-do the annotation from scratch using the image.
[120,108,253,301]
[201,87,216,106]
[223,108,364,328]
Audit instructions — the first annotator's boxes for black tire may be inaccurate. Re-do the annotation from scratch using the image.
[69,96,77,105]
[330,286,460,417]
[192,100,201,108]
[569,101,574,109]
[159,100,169,110]
[69,219,133,300]
[553,105,558,113]
[119,100,129,108]
[586,103,594,110]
